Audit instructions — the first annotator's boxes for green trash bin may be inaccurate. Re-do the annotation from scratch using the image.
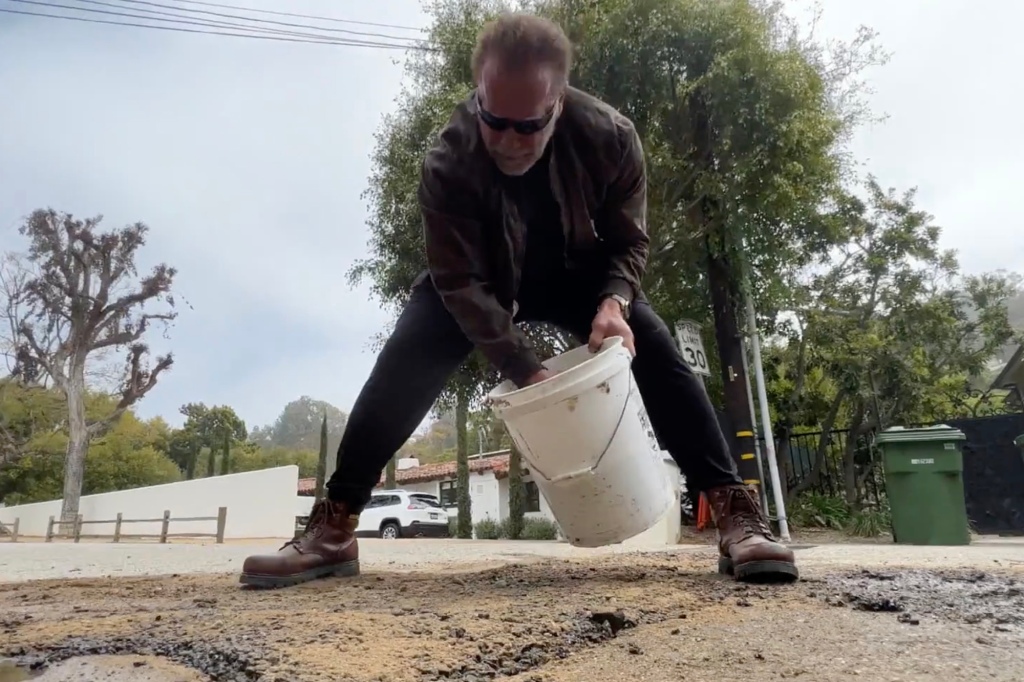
[875,425,970,546]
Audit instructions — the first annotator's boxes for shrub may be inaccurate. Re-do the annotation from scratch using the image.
[845,500,892,537]
[787,492,850,530]
[520,517,559,540]
[498,517,517,539]
[474,518,502,539]
[448,515,458,536]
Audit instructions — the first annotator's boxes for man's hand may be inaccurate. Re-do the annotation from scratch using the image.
[522,368,554,387]
[589,298,636,356]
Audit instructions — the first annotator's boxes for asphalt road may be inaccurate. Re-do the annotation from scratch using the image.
[1,537,1023,681]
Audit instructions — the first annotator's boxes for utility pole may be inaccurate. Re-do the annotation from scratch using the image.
[707,251,762,487]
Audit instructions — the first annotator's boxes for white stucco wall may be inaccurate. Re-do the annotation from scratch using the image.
[0,466,299,539]
[496,475,557,523]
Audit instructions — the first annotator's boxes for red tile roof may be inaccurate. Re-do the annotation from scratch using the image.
[296,453,512,495]
[379,455,511,486]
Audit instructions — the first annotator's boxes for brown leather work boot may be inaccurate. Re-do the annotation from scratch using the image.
[239,500,360,588]
[706,485,798,583]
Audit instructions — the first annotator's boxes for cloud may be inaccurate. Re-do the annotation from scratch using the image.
[0,0,426,428]
[1,0,1021,435]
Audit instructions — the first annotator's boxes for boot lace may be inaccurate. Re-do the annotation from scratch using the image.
[281,500,330,552]
[725,486,774,538]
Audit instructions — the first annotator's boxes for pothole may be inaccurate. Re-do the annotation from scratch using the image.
[15,656,205,681]
[4,638,265,682]
[0,659,37,682]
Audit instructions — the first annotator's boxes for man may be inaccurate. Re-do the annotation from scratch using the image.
[240,12,797,588]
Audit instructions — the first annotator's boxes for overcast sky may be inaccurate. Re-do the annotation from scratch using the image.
[1,0,1021,431]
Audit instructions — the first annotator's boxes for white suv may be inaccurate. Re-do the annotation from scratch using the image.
[354,490,450,539]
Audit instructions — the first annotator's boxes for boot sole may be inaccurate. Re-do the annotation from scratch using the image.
[718,555,799,583]
[239,560,360,589]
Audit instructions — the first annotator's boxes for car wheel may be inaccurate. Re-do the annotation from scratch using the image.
[380,522,401,540]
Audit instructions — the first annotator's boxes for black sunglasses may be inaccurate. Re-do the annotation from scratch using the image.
[475,92,557,135]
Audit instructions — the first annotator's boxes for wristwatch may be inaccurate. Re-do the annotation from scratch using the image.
[601,293,631,320]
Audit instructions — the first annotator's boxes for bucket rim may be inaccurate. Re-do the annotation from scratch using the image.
[487,336,629,403]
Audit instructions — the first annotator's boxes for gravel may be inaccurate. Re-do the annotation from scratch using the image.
[2,537,1023,680]
[2,536,1023,583]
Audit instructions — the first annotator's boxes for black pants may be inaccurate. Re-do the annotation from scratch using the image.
[326,274,742,509]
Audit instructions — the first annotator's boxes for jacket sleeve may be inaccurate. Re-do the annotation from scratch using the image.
[598,120,650,304]
[418,148,545,388]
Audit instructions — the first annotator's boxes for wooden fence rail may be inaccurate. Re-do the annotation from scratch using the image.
[45,507,228,544]
[0,518,19,542]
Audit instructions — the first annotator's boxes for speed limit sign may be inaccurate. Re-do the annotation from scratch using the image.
[674,319,711,377]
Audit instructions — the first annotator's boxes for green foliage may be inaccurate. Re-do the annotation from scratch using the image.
[506,446,525,540]
[520,517,560,541]
[777,179,1019,504]
[473,516,561,540]
[384,456,397,489]
[314,413,329,502]
[787,491,892,538]
[348,0,574,457]
[846,503,892,538]
[350,0,883,431]
[474,517,502,539]
[0,407,181,505]
[399,414,458,463]
[249,396,349,456]
[455,395,473,539]
[786,492,850,530]
[219,430,231,476]
[230,445,318,479]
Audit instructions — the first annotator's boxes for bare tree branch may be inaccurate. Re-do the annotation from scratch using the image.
[7,208,178,524]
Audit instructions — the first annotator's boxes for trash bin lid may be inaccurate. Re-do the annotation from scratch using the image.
[875,424,966,444]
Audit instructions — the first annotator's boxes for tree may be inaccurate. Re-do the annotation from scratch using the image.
[385,456,397,488]
[219,429,231,476]
[352,0,888,502]
[176,403,246,478]
[230,444,318,479]
[437,357,494,539]
[780,179,1017,506]
[314,413,328,502]
[540,0,886,482]
[3,210,177,525]
[0,395,180,506]
[506,445,525,539]
[351,0,584,529]
[249,396,348,456]
[166,426,202,479]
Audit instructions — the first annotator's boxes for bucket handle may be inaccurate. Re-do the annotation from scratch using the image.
[528,371,634,483]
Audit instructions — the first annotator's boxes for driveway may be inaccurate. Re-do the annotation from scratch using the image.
[1,538,1023,681]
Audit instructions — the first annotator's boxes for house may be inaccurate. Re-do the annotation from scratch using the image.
[990,343,1024,410]
[296,450,558,527]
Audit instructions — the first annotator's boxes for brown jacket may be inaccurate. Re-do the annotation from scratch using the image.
[417,86,649,387]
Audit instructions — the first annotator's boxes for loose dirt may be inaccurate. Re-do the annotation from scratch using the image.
[2,547,1023,681]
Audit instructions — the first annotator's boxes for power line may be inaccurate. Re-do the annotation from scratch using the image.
[0,6,430,48]
[161,0,427,33]
[52,0,423,44]
[89,0,427,42]
[2,0,435,49]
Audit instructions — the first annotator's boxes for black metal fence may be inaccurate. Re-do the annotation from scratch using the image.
[758,428,886,508]
[756,414,1024,534]
[941,414,1024,535]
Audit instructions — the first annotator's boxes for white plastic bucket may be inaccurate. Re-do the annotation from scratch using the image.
[487,336,675,547]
